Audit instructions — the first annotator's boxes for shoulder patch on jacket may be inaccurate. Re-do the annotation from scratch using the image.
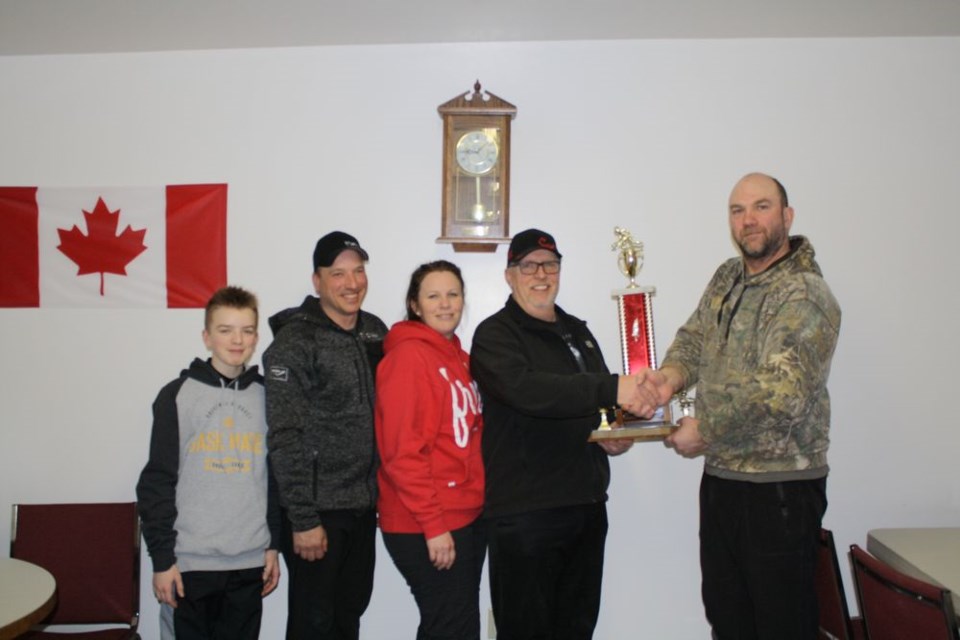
[267,366,289,382]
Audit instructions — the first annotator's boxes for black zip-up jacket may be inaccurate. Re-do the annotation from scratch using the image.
[263,296,387,532]
[470,296,620,519]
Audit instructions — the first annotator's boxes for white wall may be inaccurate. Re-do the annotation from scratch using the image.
[1,36,958,639]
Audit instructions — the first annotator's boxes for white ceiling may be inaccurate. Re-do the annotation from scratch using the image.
[2,0,960,56]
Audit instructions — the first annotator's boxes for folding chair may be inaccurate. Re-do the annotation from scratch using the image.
[10,502,140,639]
[849,543,958,640]
[815,528,865,639]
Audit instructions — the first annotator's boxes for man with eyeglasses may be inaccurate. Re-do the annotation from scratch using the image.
[470,228,660,639]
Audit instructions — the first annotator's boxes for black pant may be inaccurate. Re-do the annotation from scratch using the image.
[174,567,264,640]
[486,503,608,640]
[382,520,487,640]
[281,509,376,640]
[700,473,827,640]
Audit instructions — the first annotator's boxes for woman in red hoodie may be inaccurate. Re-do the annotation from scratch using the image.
[375,260,485,640]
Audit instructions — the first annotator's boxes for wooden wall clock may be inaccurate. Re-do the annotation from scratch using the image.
[437,81,517,252]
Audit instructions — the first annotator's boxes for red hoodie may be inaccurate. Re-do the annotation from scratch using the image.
[375,320,484,538]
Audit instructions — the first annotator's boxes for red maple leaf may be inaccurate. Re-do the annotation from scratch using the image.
[57,197,148,296]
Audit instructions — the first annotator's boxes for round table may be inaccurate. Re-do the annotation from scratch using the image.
[0,558,56,639]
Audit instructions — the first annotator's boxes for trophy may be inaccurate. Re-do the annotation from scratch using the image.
[589,227,678,442]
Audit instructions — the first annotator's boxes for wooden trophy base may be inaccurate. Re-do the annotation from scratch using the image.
[588,407,678,442]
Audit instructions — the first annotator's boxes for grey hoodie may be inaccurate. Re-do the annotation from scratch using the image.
[137,358,279,573]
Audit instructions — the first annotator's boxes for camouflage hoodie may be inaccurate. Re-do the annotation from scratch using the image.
[661,236,841,481]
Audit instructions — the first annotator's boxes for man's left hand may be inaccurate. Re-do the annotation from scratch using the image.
[598,438,634,456]
[665,417,708,457]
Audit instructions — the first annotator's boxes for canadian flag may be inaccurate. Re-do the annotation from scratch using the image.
[0,184,226,308]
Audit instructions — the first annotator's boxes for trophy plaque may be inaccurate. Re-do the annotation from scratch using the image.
[589,227,678,443]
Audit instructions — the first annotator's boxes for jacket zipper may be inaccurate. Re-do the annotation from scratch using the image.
[353,332,378,509]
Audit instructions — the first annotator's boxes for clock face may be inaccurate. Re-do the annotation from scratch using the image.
[455,130,499,176]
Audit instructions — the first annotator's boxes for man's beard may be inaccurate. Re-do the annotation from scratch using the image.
[738,224,787,261]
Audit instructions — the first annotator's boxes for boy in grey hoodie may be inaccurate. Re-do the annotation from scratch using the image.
[137,286,281,640]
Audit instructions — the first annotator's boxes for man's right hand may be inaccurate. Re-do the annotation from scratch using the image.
[646,367,683,406]
[293,525,328,561]
[616,371,662,418]
[616,367,684,417]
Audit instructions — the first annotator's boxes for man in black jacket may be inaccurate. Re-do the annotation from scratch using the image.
[263,231,387,640]
[471,228,658,640]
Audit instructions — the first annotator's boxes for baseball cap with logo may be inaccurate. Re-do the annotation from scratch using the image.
[507,228,563,265]
[313,231,370,270]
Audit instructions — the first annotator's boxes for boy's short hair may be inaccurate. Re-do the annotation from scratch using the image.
[204,286,259,330]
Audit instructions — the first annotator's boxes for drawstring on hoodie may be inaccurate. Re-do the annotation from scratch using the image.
[215,364,244,429]
[717,271,745,343]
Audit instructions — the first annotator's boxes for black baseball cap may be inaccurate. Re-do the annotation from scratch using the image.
[507,228,563,265]
[313,231,369,270]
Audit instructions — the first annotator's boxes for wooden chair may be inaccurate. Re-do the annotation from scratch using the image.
[849,543,958,640]
[815,528,864,639]
[10,502,141,639]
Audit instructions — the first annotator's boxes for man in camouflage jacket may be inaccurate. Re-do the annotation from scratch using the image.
[653,173,841,640]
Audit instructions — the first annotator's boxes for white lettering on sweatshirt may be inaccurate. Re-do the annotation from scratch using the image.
[438,366,481,449]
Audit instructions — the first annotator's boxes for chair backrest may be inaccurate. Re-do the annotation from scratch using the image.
[10,502,140,630]
[816,528,857,640]
[849,543,959,640]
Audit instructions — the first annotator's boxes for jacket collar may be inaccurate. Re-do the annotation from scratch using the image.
[504,296,584,333]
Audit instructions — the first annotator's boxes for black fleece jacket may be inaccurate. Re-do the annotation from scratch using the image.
[262,296,387,532]
[470,296,620,519]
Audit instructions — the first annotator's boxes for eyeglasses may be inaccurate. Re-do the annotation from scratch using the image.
[512,260,561,275]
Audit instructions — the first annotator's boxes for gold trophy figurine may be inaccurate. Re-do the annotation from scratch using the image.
[612,227,644,289]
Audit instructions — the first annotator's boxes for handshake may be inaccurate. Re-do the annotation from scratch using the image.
[615,368,679,420]
[615,366,707,457]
